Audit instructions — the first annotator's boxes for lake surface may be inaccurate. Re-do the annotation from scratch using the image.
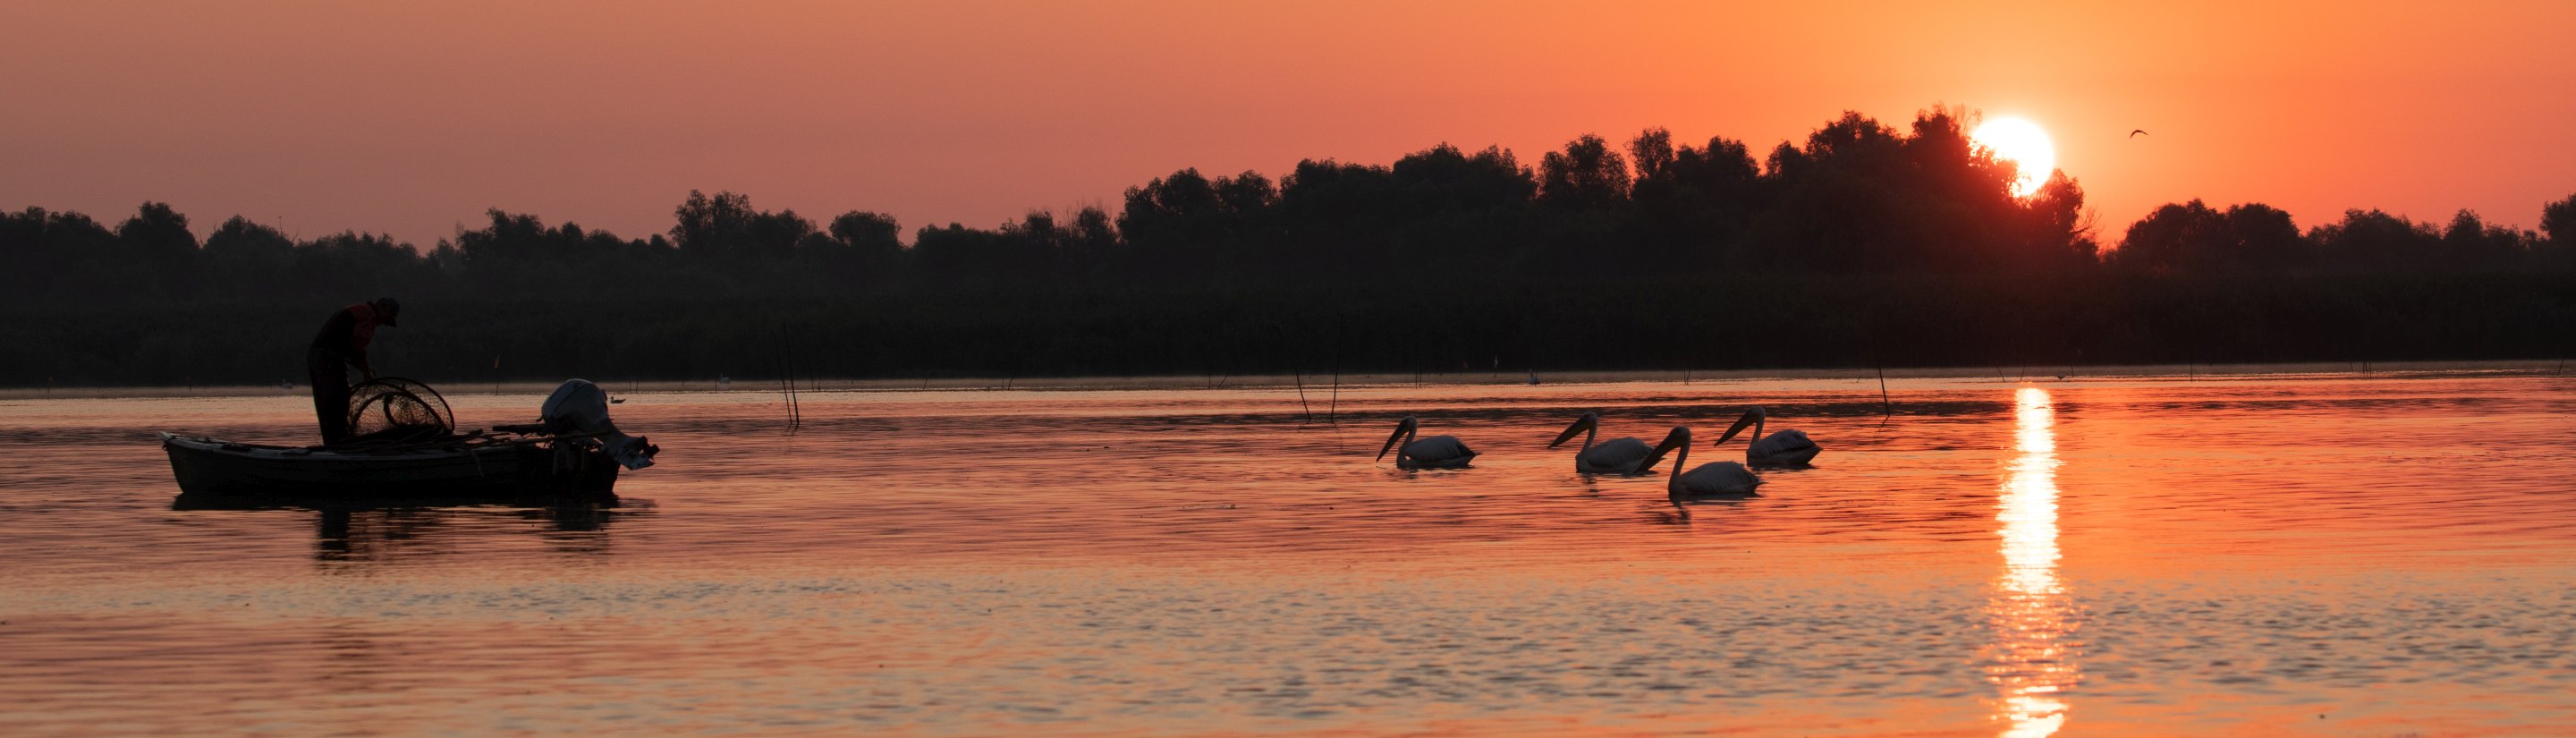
[3,373,2573,736]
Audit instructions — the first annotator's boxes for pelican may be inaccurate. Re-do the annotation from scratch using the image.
[1377,415,1477,470]
[1547,411,1660,476]
[1646,426,1763,508]
[1716,406,1821,467]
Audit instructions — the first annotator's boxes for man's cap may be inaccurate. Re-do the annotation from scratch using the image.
[375,297,401,327]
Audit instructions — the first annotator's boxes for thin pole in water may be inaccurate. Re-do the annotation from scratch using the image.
[775,327,802,430]
[1271,325,1311,422]
[1877,364,1891,417]
[1292,364,1311,424]
[1327,335,1342,423]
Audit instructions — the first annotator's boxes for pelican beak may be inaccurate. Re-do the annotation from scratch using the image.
[1547,414,1596,448]
[1644,426,1688,466]
[1715,410,1762,445]
[1377,418,1415,462]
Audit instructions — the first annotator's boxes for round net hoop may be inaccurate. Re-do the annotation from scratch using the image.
[346,377,455,437]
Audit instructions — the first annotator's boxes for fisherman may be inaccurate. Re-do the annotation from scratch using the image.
[308,297,400,444]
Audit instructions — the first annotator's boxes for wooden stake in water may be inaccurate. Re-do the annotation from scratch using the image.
[1877,364,1892,416]
[1292,365,1312,423]
[775,328,802,430]
[1327,345,1342,423]
[1269,324,1312,422]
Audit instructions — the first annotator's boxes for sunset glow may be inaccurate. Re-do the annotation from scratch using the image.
[5,2,2575,734]
[1991,386,2079,737]
[1973,118,2058,198]
[4,4,2572,242]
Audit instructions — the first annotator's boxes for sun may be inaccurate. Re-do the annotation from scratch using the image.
[1970,117,2055,198]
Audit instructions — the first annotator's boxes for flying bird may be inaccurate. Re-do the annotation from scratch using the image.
[2129,129,2149,138]
[1548,411,1661,476]
[1377,415,1477,470]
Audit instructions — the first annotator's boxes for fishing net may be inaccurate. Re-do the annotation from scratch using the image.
[346,377,455,438]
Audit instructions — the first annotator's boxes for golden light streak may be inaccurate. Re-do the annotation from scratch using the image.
[1988,386,2080,737]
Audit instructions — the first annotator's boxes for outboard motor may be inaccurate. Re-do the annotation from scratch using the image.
[540,379,657,470]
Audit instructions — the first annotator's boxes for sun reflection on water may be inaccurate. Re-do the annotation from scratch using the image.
[1990,386,2080,737]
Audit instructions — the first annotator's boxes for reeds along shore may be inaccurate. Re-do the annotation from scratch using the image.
[5,360,2563,402]
[3,271,2570,389]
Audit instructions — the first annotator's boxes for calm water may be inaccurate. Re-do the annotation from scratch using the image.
[3,374,2573,736]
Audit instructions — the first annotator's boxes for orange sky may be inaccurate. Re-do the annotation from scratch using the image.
[6,1,2573,249]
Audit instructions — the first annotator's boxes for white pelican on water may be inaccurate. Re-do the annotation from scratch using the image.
[1547,411,1660,476]
[1716,406,1821,467]
[1645,426,1762,509]
[1377,415,1478,470]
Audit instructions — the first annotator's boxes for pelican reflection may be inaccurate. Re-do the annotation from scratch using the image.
[1987,386,2080,737]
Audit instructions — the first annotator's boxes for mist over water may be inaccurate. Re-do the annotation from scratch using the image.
[4,374,2573,735]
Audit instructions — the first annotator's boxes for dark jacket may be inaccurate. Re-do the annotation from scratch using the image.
[309,302,386,375]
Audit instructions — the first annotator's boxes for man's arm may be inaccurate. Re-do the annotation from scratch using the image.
[347,307,378,379]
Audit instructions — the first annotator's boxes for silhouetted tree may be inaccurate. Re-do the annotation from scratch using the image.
[1747,107,2064,272]
[2222,203,2307,272]
[912,221,1021,284]
[2538,193,2575,265]
[1,207,117,302]
[2439,209,2532,271]
[1391,145,1535,212]
[827,211,902,254]
[1629,128,1676,182]
[671,190,813,261]
[117,201,199,260]
[2113,199,2305,274]
[287,231,426,300]
[1120,168,1279,273]
[1063,206,1122,275]
[2012,172,2099,269]
[1538,134,1631,210]
[7,106,2571,387]
[800,210,903,286]
[2112,200,2219,274]
[1750,111,1905,271]
[1628,129,1763,267]
[2309,208,2440,272]
[202,216,298,294]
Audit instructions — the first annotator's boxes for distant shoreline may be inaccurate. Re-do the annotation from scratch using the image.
[3,359,2563,401]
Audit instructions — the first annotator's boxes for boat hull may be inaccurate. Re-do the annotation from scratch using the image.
[161,432,619,505]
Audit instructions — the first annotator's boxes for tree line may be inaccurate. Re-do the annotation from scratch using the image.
[4,106,2572,387]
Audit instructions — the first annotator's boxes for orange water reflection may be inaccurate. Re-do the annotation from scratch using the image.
[7,377,2576,735]
[1990,386,2080,737]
